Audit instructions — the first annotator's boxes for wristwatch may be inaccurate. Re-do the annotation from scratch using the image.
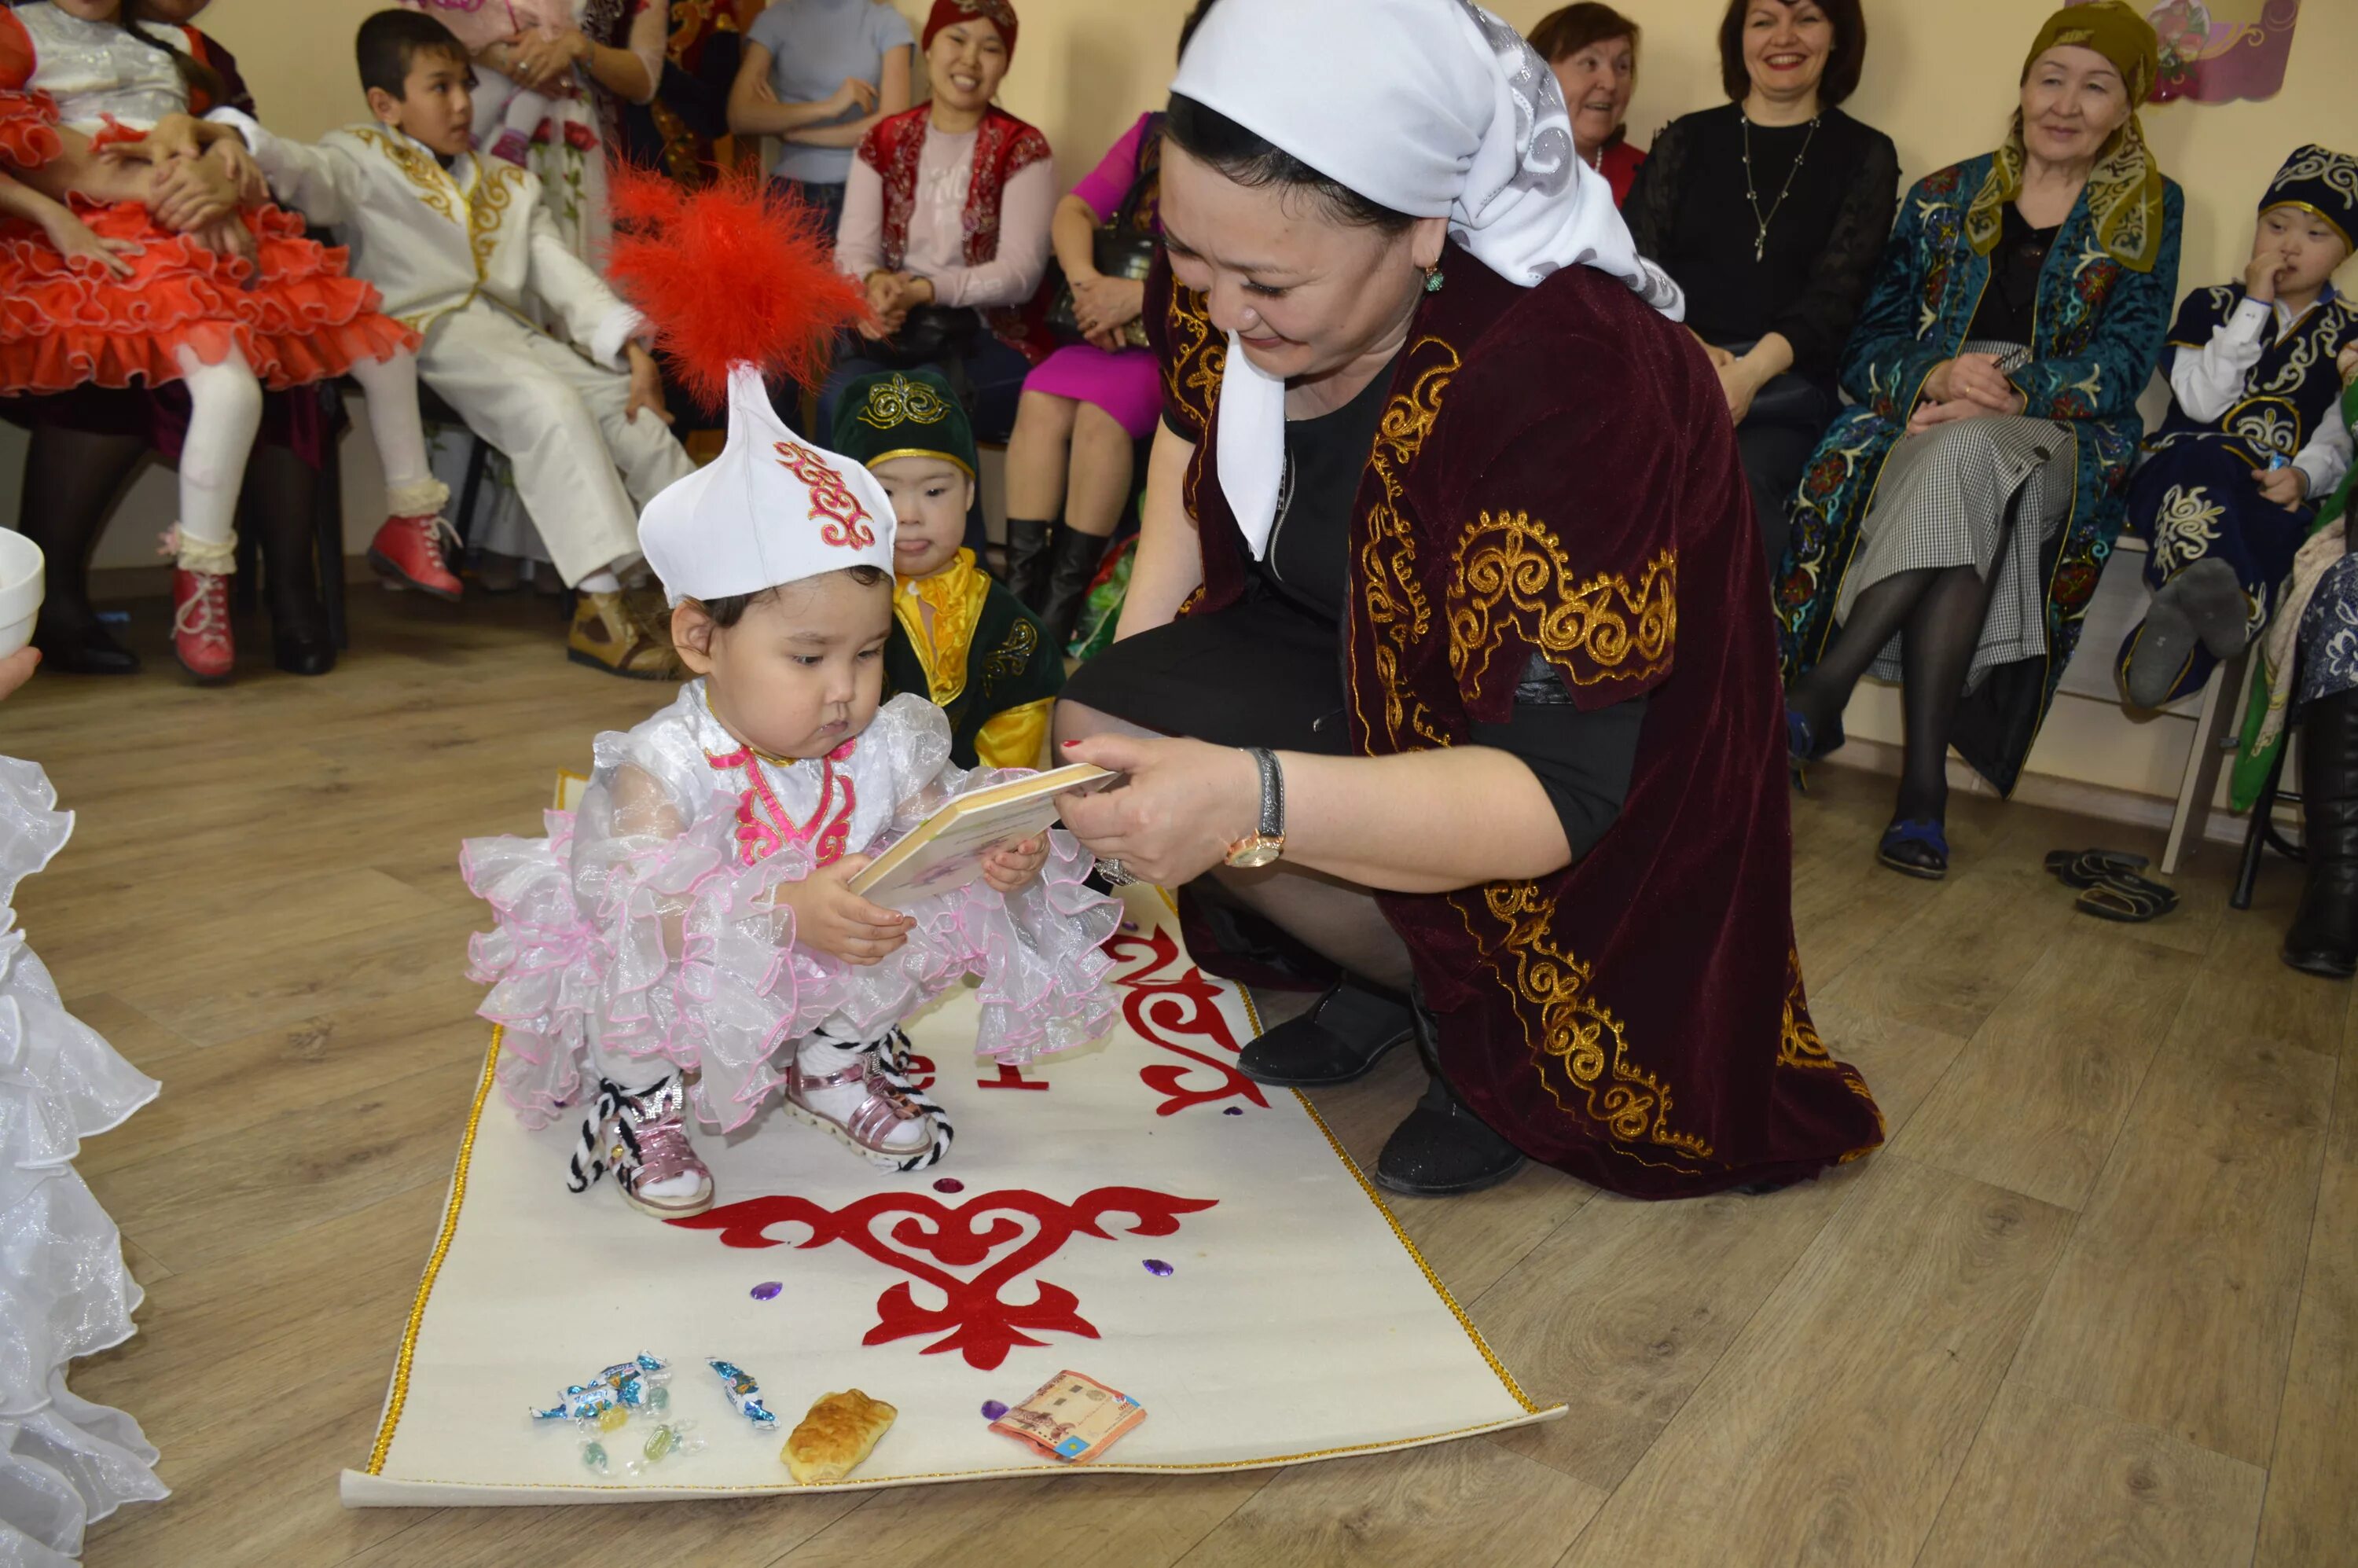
[1225,747,1286,868]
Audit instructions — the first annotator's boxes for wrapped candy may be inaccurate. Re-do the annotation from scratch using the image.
[531,1353,673,1424]
[708,1358,777,1427]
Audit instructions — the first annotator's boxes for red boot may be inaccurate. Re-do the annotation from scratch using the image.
[368,513,464,601]
[171,566,234,682]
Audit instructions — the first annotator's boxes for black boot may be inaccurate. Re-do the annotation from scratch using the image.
[1001,517,1053,607]
[1036,527,1111,655]
[1374,997,1526,1197]
[246,444,336,677]
[1238,976,1413,1088]
[2286,688,2358,979]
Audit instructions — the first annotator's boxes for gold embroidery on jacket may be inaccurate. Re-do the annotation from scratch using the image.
[351,127,460,226]
[1448,512,1676,696]
[468,164,523,282]
[1462,882,1713,1159]
[1162,284,1222,430]
[1353,343,1460,750]
[982,619,1038,685]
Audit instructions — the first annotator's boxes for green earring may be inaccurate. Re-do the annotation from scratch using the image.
[1422,266,1445,294]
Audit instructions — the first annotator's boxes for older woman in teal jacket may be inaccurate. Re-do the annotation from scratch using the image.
[1776,1,2180,879]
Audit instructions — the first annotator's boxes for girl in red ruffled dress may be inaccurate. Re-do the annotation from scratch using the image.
[0,0,455,681]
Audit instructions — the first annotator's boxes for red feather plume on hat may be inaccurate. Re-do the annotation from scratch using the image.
[603,165,865,412]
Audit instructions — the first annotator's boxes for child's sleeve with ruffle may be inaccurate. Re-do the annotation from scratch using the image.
[0,11,64,171]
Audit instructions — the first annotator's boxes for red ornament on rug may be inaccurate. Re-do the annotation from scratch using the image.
[672,1186,1218,1371]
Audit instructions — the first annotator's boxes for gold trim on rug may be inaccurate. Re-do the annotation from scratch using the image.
[1291,1092,1545,1416]
[366,1030,503,1475]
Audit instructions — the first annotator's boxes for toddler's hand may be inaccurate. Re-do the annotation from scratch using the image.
[624,344,674,426]
[2338,342,2358,387]
[39,206,135,279]
[981,835,1049,895]
[776,854,913,966]
[2246,247,2290,303]
[0,647,40,703]
[2255,463,2310,509]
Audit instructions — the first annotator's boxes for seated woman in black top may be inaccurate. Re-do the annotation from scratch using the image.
[1622,0,1897,573]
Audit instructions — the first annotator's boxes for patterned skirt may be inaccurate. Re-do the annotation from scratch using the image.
[1834,344,2074,689]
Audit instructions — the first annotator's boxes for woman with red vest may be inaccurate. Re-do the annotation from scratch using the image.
[823,0,1054,459]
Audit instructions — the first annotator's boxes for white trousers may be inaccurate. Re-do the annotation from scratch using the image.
[417,304,694,587]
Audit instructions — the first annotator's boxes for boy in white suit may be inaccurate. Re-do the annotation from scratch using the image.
[178,9,695,677]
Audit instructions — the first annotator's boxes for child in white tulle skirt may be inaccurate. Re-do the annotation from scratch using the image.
[461,362,1119,1219]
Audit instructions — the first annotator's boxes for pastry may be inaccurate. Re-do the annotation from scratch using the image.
[782,1388,897,1484]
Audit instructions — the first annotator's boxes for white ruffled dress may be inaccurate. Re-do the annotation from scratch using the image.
[0,757,168,1566]
[463,685,1120,1133]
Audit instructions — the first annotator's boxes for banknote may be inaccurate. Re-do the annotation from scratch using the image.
[988,1370,1147,1463]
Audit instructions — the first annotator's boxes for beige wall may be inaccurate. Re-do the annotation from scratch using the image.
[197,0,2358,295]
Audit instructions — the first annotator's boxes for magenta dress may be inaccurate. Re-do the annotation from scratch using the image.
[1019,112,1162,441]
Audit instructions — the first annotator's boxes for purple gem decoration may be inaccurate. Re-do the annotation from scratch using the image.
[934,1177,965,1194]
[1143,1259,1174,1277]
[981,1400,1009,1421]
[750,1281,783,1301]
[1222,1107,1244,1116]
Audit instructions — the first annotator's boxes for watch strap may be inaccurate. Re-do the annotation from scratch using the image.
[1244,747,1284,840]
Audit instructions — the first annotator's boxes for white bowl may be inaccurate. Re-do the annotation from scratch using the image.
[0,531,45,659]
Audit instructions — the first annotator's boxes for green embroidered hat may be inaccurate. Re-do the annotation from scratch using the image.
[829,369,978,481]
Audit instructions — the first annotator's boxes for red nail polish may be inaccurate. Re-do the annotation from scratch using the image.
[1061,740,1078,748]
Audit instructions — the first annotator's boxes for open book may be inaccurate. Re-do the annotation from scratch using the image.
[847,764,1114,909]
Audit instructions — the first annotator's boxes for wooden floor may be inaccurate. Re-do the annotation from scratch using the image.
[19,586,2352,1567]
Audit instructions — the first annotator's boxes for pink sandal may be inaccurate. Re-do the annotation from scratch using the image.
[568,1075,714,1217]
[784,1034,953,1172]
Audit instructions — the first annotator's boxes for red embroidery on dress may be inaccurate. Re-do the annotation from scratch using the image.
[772,438,876,549]
[706,748,859,868]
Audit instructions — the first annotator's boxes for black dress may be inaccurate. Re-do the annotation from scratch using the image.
[1062,360,1647,861]
[1625,104,1900,574]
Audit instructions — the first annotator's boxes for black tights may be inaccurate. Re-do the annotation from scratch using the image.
[19,424,149,638]
[238,439,329,641]
[1786,562,2000,824]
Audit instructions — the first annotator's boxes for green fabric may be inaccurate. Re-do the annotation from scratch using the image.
[2232,378,2358,810]
[1065,534,1137,662]
[828,368,979,479]
[883,580,1065,769]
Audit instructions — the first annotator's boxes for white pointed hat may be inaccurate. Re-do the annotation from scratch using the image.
[638,364,898,604]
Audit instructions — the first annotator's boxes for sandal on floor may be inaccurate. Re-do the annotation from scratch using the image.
[1785,707,1846,764]
[2075,872,2179,924]
[1878,819,1949,880]
[2044,848,2152,889]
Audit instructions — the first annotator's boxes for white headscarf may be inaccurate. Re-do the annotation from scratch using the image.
[1170,0,1684,554]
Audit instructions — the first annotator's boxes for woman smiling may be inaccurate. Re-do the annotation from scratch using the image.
[1622,0,1897,575]
[823,0,1056,448]
[1528,3,1643,205]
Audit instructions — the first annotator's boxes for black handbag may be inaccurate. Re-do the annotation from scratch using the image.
[862,304,983,372]
[1048,118,1162,348]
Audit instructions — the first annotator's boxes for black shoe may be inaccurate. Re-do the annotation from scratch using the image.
[2286,689,2358,979]
[31,609,139,675]
[1237,978,1414,1088]
[273,631,337,677]
[1375,1069,1527,1197]
[1036,527,1111,655]
[1001,516,1053,607]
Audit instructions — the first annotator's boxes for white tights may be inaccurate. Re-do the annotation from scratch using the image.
[168,343,440,571]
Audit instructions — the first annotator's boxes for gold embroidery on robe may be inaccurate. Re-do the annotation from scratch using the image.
[982,619,1037,685]
[1351,341,1459,751]
[1162,284,1223,428]
[351,127,461,226]
[1448,512,1676,697]
[1456,881,1713,1159]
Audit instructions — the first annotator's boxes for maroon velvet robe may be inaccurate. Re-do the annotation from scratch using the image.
[1148,246,1884,1197]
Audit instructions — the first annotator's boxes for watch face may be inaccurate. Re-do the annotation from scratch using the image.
[1225,839,1283,869]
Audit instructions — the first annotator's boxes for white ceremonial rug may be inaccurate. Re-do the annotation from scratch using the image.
[341,879,1559,1505]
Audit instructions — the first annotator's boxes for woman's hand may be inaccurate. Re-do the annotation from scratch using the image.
[39,204,135,278]
[1717,356,1760,424]
[1052,735,1259,888]
[1906,398,1982,436]
[773,855,914,965]
[980,834,1048,895]
[825,76,879,119]
[859,269,908,340]
[624,344,673,427]
[1691,330,1735,370]
[208,137,269,209]
[1073,273,1144,340]
[189,214,258,270]
[1945,351,2024,413]
[2254,463,2311,509]
[507,28,578,93]
[0,647,40,703]
[147,154,241,232]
